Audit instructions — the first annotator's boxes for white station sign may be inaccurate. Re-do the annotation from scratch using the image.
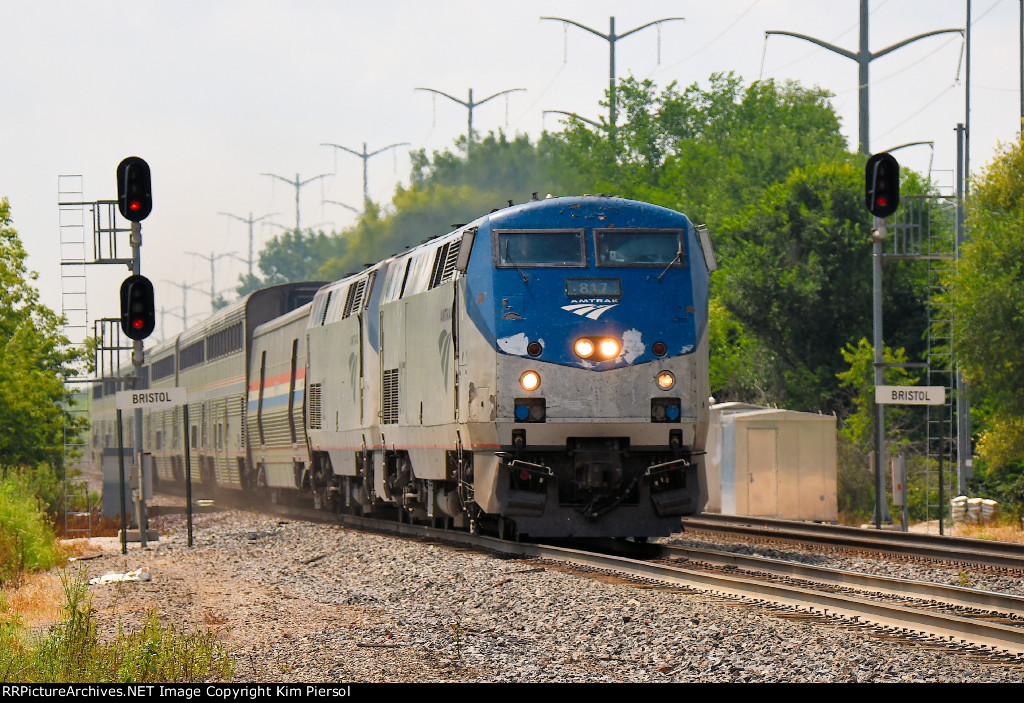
[875,385,945,406]
[116,387,188,409]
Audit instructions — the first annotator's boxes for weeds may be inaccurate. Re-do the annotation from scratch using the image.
[446,614,467,660]
[0,569,233,683]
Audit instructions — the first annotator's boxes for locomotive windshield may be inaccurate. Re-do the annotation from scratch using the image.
[595,229,685,266]
[494,230,586,267]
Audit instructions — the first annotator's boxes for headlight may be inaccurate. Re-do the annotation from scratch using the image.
[520,370,541,391]
[599,338,620,359]
[575,337,621,360]
[657,371,675,390]
[574,339,595,359]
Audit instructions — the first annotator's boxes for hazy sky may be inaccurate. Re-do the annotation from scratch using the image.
[2,0,1020,342]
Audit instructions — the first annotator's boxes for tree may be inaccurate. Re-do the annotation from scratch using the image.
[235,228,344,296]
[555,73,848,230]
[955,138,1024,472]
[0,197,86,470]
[715,161,928,412]
[707,297,777,404]
[317,131,582,280]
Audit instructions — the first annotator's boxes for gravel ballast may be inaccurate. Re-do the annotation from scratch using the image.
[72,508,1024,683]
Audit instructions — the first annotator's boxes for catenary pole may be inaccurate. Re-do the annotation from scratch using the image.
[766,0,962,154]
[261,172,330,231]
[321,141,410,205]
[415,87,525,157]
[219,211,277,277]
[186,251,247,308]
[541,16,684,143]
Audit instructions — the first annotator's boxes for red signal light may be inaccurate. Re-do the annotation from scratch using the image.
[129,200,142,212]
[132,318,145,329]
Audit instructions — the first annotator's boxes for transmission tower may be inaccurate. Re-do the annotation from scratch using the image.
[163,279,208,330]
[186,251,247,308]
[261,172,331,231]
[219,211,277,277]
[415,87,525,156]
[766,0,961,154]
[321,141,410,204]
[541,15,684,141]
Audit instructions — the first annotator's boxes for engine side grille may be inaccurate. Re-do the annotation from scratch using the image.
[381,369,399,424]
[308,383,322,430]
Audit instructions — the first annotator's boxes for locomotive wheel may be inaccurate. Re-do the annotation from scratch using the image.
[498,517,518,542]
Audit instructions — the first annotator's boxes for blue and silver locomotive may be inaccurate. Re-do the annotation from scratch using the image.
[91,195,714,539]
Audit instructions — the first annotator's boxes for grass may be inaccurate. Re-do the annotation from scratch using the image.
[0,569,234,683]
[949,521,1024,543]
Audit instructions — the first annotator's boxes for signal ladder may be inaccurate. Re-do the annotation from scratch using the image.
[57,176,135,539]
[889,194,959,533]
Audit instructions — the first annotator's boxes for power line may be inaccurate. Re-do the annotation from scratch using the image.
[219,211,277,277]
[321,141,410,204]
[765,0,962,154]
[540,15,684,142]
[185,250,247,309]
[260,172,331,231]
[415,87,525,156]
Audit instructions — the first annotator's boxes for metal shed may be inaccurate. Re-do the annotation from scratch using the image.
[704,402,838,522]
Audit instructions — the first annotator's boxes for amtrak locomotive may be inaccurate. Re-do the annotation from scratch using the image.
[90,195,715,538]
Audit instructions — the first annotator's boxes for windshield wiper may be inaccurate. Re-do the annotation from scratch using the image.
[504,240,529,283]
[656,247,684,282]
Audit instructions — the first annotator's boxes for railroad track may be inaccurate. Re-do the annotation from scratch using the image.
[169,498,1024,659]
[680,513,1024,572]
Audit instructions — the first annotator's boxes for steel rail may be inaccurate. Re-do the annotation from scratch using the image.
[172,499,1024,656]
[651,542,1024,618]
[321,511,1024,656]
[681,514,1024,570]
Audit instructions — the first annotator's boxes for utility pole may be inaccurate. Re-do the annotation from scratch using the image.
[766,0,962,154]
[415,87,525,156]
[261,172,331,231]
[159,306,191,341]
[218,211,277,277]
[163,279,208,329]
[541,15,684,142]
[186,251,247,309]
[321,141,410,204]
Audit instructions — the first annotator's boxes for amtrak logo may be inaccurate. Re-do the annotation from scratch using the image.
[562,300,618,320]
[438,329,452,386]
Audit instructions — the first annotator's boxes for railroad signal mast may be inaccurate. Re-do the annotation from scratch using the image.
[866,152,900,218]
[866,152,899,530]
[119,275,156,341]
[115,156,155,551]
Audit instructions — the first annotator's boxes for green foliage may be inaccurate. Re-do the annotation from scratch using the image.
[0,198,87,472]
[237,131,580,290]
[319,186,498,282]
[833,339,920,520]
[707,297,776,404]
[1,570,234,682]
[955,138,1024,471]
[715,162,928,412]
[235,228,342,296]
[554,73,848,229]
[0,470,64,582]
[836,338,918,450]
[320,131,578,280]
